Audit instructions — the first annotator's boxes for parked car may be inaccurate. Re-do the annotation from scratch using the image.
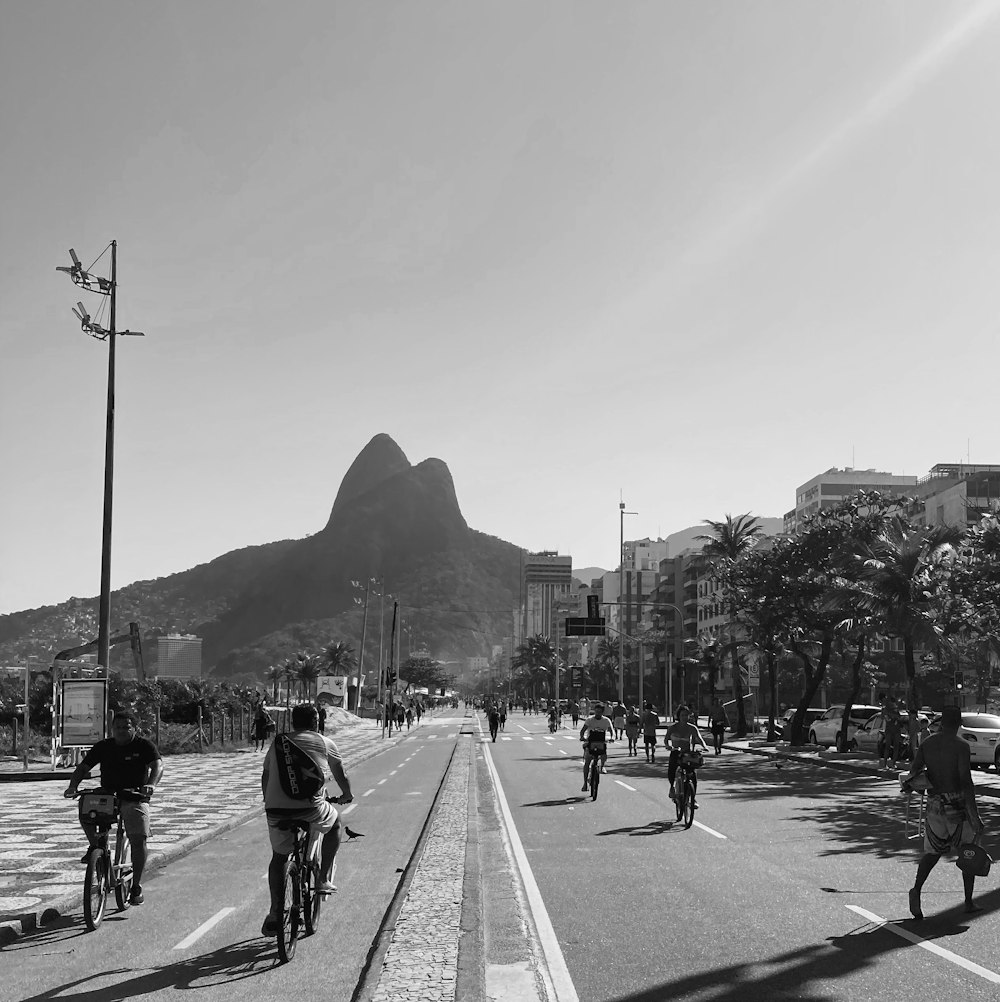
[808,704,881,747]
[779,707,825,740]
[851,710,928,759]
[955,713,1000,769]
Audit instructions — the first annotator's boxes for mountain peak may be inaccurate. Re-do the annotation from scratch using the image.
[327,434,411,526]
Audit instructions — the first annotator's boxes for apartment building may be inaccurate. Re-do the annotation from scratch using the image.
[522,551,574,642]
[787,467,918,532]
[156,634,202,679]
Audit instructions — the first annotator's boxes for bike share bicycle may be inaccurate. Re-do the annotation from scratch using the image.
[672,749,703,829]
[73,788,142,930]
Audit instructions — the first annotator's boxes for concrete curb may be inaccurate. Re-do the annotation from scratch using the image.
[0,728,411,945]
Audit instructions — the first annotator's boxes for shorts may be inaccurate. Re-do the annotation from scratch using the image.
[266,801,338,855]
[644,734,657,747]
[925,792,976,855]
[81,796,151,840]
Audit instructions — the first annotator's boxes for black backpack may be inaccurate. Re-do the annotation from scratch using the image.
[274,734,325,800]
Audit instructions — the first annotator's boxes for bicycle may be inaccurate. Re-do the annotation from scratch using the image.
[73,788,140,930]
[672,749,703,829]
[583,738,607,800]
[273,795,349,964]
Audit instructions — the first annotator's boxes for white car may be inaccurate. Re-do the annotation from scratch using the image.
[956,713,1000,769]
[808,704,881,748]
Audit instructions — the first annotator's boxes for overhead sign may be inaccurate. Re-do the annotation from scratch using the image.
[316,676,348,706]
[60,679,107,747]
[565,617,606,637]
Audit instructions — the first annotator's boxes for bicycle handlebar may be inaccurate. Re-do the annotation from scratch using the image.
[65,785,152,800]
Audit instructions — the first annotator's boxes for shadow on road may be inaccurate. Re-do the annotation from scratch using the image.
[17,937,277,1000]
[603,895,1000,1002]
[594,819,676,837]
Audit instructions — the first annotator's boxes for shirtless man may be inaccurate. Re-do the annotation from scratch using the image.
[901,705,984,919]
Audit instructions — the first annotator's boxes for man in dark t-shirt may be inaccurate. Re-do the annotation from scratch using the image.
[65,710,163,906]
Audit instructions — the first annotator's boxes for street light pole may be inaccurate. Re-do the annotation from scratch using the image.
[57,243,143,679]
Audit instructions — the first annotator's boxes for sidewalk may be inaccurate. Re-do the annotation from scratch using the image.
[721,734,1000,800]
[0,715,409,943]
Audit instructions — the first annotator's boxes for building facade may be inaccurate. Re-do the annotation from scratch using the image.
[156,635,202,679]
[790,467,918,532]
[522,551,573,642]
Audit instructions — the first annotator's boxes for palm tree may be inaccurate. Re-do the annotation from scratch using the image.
[280,657,297,710]
[294,653,322,702]
[588,637,620,701]
[323,641,358,678]
[265,665,283,704]
[854,517,963,749]
[511,635,555,701]
[697,513,763,736]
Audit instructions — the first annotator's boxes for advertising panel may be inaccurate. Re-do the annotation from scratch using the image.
[316,675,348,706]
[60,679,107,747]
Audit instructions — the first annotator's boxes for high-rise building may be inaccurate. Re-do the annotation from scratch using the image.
[790,467,918,531]
[911,463,1000,528]
[522,551,573,642]
[156,634,202,679]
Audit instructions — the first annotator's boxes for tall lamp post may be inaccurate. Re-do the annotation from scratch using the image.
[618,501,638,703]
[57,244,143,675]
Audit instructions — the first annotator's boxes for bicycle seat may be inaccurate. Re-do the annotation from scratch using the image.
[273,819,311,832]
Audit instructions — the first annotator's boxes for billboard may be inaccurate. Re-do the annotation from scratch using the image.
[60,679,107,747]
[316,675,348,706]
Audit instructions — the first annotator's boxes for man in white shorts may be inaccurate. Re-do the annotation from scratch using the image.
[260,704,353,936]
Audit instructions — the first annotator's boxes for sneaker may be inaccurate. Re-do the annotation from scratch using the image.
[80,850,92,864]
[261,914,280,937]
[129,888,144,906]
[316,881,337,895]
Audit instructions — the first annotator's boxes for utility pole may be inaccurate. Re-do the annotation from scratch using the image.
[618,500,637,703]
[356,580,371,714]
[57,244,143,679]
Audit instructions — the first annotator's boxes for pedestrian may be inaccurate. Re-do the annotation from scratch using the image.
[708,698,730,755]
[499,702,507,731]
[641,702,660,763]
[405,705,414,730]
[316,700,327,734]
[882,696,903,770]
[415,701,423,724]
[252,699,271,752]
[571,700,580,726]
[624,704,641,756]
[395,704,405,731]
[901,705,984,919]
[611,701,626,741]
[488,704,500,742]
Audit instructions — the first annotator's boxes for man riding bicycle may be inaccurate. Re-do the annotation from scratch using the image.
[579,702,615,792]
[664,704,709,809]
[63,710,163,906]
[261,704,353,937]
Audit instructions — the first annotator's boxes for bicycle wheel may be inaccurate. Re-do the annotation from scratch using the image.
[276,859,300,963]
[83,849,108,931]
[114,829,133,911]
[674,781,685,822]
[590,765,600,800]
[682,779,695,829]
[303,863,322,935]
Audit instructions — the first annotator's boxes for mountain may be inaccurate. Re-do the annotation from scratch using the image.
[666,518,784,556]
[572,567,609,587]
[0,435,523,678]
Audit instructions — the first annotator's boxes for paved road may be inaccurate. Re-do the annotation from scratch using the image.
[486,714,1000,1001]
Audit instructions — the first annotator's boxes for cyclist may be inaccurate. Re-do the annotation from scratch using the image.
[664,704,709,808]
[63,710,162,906]
[260,703,353,937]
[579,702,615,791]
[548,703,559,733]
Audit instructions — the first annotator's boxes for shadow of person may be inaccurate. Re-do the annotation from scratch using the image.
[18,937,276,1001]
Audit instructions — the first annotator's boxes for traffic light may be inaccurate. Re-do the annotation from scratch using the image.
[955,671,964,690]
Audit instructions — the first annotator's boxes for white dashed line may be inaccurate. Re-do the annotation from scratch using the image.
[389,770,398,776]
[362,789,375,797]
[377,778,388,785]
[559,749,568,755]
[173,908,235,950]
[847,905,1000,984]
[614,780,636,791]
[692,819,727,839]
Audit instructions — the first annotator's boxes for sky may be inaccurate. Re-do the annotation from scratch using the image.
[3,1,1000,614]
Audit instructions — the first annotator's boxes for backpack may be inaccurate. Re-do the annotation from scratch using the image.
[274,734,325,800]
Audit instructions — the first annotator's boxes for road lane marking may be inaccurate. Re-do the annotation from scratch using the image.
[362,789,375,797]
[559,749,567,755]
[377,778,388,785]
[615,780,636,791]
[390,770,398,776]
[846,905,1000,984]
[517,724,530,733]
[692,820,727,839]
[173,908,235,950]
[341,803,357,816]
[483,744,579,1002]
[522,736,533,741]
